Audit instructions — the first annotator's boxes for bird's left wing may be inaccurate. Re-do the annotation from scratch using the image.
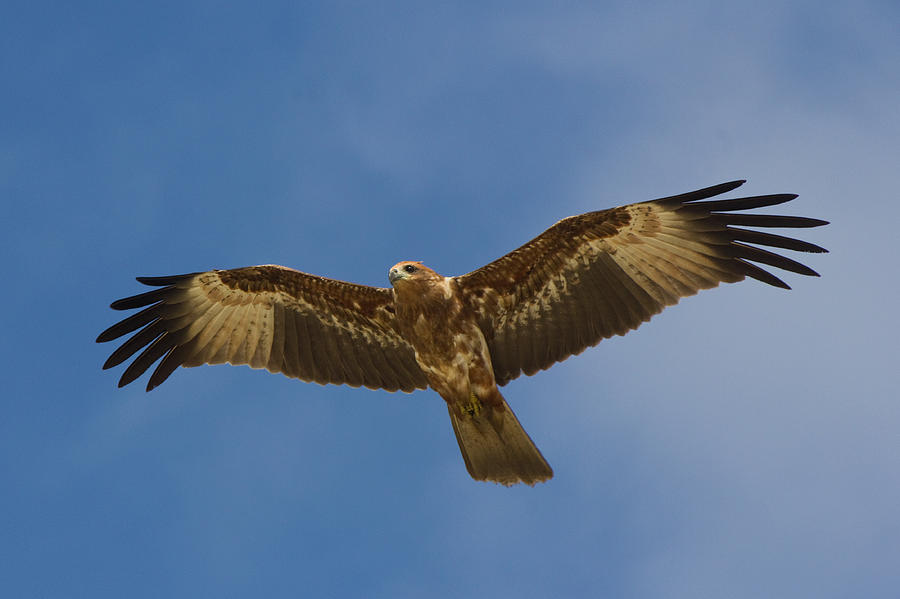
[456,181,828,386]
[97,265,429,392]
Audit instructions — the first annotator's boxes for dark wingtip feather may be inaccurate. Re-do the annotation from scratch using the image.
[716,179,747,191]
[653,180,746,207]
[721,214,829,229]
[732,242,822,277]
[699,193,799,212]
[96,306,160,343]
[738,260,792,289]
[100,323,165,370]
[110,287,172,310]
[704,179,746,194]
[146,346,188,391]
[135,273,199,286]
[116,334,177,388]
[727,228,828,254]
[117,367,141,388]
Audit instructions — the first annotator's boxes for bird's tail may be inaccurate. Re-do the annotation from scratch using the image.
[447,391,553,486]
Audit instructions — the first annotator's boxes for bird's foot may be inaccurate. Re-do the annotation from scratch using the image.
[462,393,482,417]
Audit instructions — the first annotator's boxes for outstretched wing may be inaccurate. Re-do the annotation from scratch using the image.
[457,180,828,386]
[97,265,429,392]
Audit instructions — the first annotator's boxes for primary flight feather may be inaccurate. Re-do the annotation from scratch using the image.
[98,180,827,485]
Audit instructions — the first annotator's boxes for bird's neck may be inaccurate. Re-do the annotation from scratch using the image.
[393,276,458,315]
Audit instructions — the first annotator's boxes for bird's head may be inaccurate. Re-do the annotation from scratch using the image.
[388,261,431,285]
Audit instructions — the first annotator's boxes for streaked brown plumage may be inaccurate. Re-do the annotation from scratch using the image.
[97,180,827,485]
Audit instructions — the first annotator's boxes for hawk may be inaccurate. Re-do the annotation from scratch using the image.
[97,181,827,485]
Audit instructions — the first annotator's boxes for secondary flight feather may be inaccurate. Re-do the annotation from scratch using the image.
[98,180,827,485]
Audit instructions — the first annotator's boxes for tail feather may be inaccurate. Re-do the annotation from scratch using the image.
[448,394,553,486]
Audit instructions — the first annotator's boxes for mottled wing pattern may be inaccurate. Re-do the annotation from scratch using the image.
[457,180,828,385]
[97,265,429,392]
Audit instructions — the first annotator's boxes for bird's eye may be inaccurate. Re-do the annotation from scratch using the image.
[404,264,417,273]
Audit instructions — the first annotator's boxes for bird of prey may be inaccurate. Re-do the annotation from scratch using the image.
[97,181,827,486]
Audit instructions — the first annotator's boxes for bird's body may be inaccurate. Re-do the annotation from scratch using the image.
[391,266,490,404]
[98,181,827,485]
[389,262,553,484]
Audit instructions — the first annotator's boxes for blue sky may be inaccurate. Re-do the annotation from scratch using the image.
[2,1,898,597]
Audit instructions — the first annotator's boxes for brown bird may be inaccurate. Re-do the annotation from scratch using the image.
[97,180,827,486]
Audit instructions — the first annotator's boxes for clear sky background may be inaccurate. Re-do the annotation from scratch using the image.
[2,2,898,597]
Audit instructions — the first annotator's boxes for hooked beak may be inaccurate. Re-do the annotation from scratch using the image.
[388,268,404,285]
